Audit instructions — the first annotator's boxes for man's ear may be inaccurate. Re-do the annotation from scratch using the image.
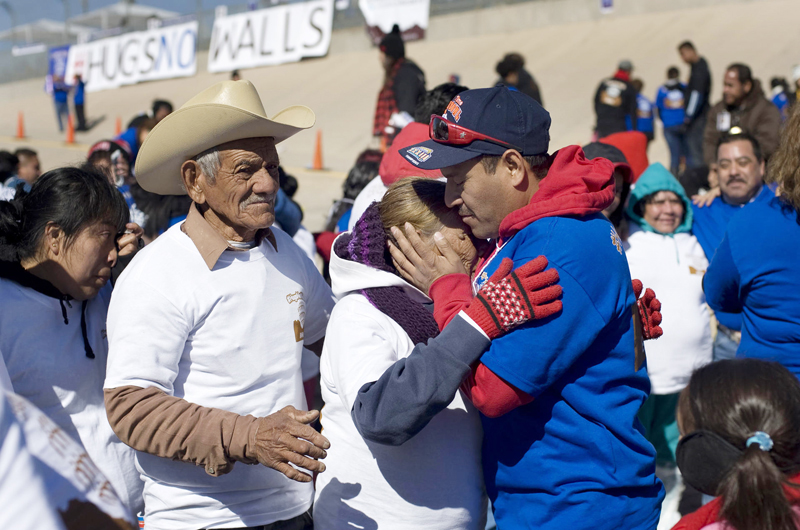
[502,150,527,188]
[744,80,753,94]
[181,160,205,204]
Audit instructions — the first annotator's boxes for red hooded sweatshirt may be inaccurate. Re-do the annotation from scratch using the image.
[430,145,615,417]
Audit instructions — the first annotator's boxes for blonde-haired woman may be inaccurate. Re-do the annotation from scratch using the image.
[313,178,560,529]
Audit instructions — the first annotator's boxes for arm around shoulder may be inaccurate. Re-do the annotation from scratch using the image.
[350,314,490,446]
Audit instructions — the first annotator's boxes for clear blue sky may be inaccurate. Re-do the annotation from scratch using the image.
[0,0,260,31]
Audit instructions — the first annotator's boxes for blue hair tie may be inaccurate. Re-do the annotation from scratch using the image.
[746,431,773,451]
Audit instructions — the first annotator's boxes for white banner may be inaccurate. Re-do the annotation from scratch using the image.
[208,0,334,73]
[65,21,198,93]
[358,0,429,44]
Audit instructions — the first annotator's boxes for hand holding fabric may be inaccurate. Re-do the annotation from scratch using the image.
[465,256,562,339]
[632,279,663,340]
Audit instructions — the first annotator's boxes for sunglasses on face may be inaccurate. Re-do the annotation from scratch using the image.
[429,115,523,152]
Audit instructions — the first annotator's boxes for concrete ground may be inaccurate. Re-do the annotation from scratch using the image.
[2,0,799,231]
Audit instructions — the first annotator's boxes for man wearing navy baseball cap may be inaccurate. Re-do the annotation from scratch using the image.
[363,86,665,529]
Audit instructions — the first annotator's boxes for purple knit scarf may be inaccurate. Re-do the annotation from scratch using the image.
[334,203,440,345]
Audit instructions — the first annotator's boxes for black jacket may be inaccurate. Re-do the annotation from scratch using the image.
[497,68,544,107]
[594,75,638,138]
[393,60,426,115]
[685,57,712,122]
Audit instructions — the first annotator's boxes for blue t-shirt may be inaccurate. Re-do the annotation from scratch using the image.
[53,86,69,104]
[474,214,664,530]
[691,186,775,330]
[632,94,654,133]
[704,197,800,375]
[773,91,790,122]
[116,127,139,163]
[336,209,352,233]
[74,80,85,105]
[656,82,686,128]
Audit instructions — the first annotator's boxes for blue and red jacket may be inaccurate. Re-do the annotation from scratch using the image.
[351,146,664,529]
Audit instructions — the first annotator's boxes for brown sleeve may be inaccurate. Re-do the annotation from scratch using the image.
[753,102,782,160]
[104,385,259,477]
[703,106,720,166]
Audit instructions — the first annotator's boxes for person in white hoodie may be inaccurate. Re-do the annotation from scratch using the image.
[0,167,145,518]
[624,162,712,469]
[314,177,563,530]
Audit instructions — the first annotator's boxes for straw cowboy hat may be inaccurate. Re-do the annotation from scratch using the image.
[135,80,315,195]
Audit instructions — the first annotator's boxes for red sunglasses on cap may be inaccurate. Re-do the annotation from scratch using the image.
[429,115,523,152]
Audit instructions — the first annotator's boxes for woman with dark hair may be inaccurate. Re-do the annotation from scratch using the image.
[0,167,144,516]
[674,358,800,530]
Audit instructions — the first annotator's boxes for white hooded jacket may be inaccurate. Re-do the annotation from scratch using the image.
[625,226,713,394]
[313,239,486,530]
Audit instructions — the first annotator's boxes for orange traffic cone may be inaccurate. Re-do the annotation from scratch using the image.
[16,112,25,139]
[65,115,75,144]
[115,116,122,136]
[312,130,323,170]
[379,135,387,153]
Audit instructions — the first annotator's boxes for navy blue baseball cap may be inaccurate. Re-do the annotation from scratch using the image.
[400,85,551,170]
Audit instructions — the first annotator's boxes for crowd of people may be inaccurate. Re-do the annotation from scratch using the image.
[0,28,799,530]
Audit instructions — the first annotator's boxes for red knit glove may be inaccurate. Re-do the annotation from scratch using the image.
[464,257,562,340]
[632,279,663,340]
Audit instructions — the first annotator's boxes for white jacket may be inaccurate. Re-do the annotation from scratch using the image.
[625,227,713,394]
[313,240,487,530]
[0,280,143,515]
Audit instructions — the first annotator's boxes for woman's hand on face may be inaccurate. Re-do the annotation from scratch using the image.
[388,222,468,295]
[116,223,144,257]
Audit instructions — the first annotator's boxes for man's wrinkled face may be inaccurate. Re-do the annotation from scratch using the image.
[442,158,509,240]
[722,70,749,106]
[716,140,764,205]
[201,137,281,236]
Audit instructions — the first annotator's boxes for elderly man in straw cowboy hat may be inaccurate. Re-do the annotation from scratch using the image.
[102,80,335,530]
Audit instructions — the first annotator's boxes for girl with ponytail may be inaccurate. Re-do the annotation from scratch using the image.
[674,358,800,530]
[0,167,145,517]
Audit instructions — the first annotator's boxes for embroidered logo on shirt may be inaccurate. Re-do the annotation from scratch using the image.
[610,227,623,254]
[287,291,306,342]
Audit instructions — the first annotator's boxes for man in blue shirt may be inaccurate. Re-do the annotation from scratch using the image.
[351,87,664,529]
[73,75,86,131]
[630,78,655,143]
[692,131,774,360]
[656,67,688,176]
[52,76,70,133]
